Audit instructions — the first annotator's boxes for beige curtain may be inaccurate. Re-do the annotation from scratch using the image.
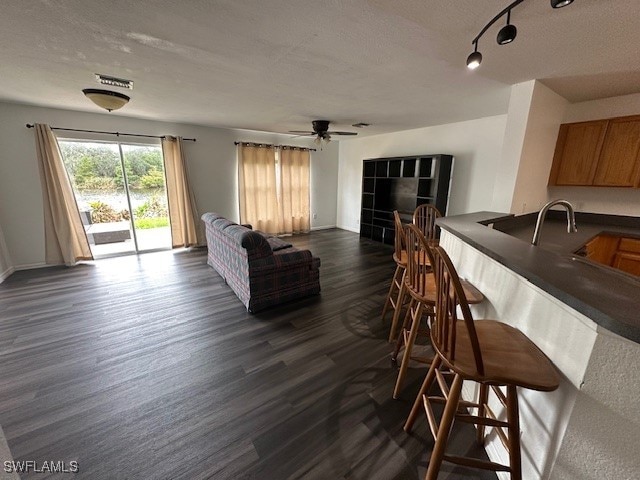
[33,123,93,266]
[238,145,279,233]
[162,136,202,248]
[278,148,310,234]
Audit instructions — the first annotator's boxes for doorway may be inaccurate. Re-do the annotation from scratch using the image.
[59,140,172,257]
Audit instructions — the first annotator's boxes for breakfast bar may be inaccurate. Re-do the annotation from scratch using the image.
[436,211,640,480]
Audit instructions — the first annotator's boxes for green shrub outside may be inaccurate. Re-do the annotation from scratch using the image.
[134,217,169,229]
[135,196,168,218]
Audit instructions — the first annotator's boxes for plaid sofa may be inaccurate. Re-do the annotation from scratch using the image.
[202,213,321,312]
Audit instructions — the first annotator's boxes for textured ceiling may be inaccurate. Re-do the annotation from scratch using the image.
[0,0,638,136]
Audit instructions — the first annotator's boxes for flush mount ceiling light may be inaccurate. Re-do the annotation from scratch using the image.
[82,88,130,112]
[467,0,574,70]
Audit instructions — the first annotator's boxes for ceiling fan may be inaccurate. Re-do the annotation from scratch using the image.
[289,120,357,145]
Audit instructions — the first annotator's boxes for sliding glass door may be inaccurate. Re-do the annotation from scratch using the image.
[121,144,171,252]
[59,140,171,257]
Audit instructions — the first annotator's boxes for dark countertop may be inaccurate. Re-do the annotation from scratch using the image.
[437,211,640,344]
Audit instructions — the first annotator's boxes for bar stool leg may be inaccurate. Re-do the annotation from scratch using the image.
[476,383,489,444]
[381,264,402,322]
[425,374,463,480]
[507,385,522,480]
[393,301,424,399]
[388,270,407,342]
[404,355,441,432]
[392,297,413,361]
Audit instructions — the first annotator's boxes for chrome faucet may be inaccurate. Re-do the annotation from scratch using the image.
[531,199,577,246]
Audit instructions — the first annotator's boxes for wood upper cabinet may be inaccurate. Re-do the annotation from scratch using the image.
[549,114,640,187]
[593,116,640,187]
[549,120,607,185]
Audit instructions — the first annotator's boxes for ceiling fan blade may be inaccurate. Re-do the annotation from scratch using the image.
[327,131,358,136]
[288,130,315,135]
[290,134,315,139]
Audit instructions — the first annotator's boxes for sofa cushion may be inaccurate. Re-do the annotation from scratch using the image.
[212,218,235,230]
[201,212,223,224]
[223,225,271,258]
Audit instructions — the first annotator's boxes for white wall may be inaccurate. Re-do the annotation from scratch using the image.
[0,223,13,282]
[563,92,640,123]
[510,82,568,214]
[491,81,536,212]
[548,92,640,216]
[336,115,508,232]
[0,101,338,269]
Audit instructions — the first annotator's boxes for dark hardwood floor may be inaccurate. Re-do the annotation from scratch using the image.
[0,229,496,479]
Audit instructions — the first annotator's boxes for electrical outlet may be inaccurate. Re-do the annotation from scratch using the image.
[312,212,317,219]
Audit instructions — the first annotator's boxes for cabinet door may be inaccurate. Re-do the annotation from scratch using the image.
[593,117,640,187]
[613,252,640,276]
[549,120,607,185]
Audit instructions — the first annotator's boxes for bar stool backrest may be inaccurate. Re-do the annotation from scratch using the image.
[403,224,436,302]
[431,245,485,375]
[413,204,442,243]
[393,211,405,262]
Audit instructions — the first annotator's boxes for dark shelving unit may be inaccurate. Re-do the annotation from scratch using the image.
[360,154,454,245]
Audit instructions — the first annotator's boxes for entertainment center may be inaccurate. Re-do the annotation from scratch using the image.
[359,154,453,244]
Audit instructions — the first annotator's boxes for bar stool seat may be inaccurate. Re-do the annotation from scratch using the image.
[441,320,559,391]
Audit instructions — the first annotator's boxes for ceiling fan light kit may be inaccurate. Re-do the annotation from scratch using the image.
[467,0,574,69]
[289,120,357,147]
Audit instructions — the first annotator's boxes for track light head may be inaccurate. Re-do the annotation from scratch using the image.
[551,0,574,8]
[497,23,517,45]
[466,50,482,70]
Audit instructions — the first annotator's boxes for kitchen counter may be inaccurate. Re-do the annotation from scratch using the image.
[435,211,640,479]
[437,211,640,344]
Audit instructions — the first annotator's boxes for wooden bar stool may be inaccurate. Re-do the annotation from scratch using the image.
[388,204,440,342]
[393,224,483,399]
[381,211,410,342]
[404,245,560,480]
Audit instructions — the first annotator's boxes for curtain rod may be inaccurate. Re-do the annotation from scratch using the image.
[25,124,196,142]
[234,141,316,152]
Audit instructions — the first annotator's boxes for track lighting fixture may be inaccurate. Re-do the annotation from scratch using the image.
[496,10,517,45]
[467,0,574,70]
[466,42,482,70]
[551,0,574,8]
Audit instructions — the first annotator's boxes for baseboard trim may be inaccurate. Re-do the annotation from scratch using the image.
[337,224,360,233]
[310,225,337,231]
[14,262,48,271]
[0,266,15,283]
